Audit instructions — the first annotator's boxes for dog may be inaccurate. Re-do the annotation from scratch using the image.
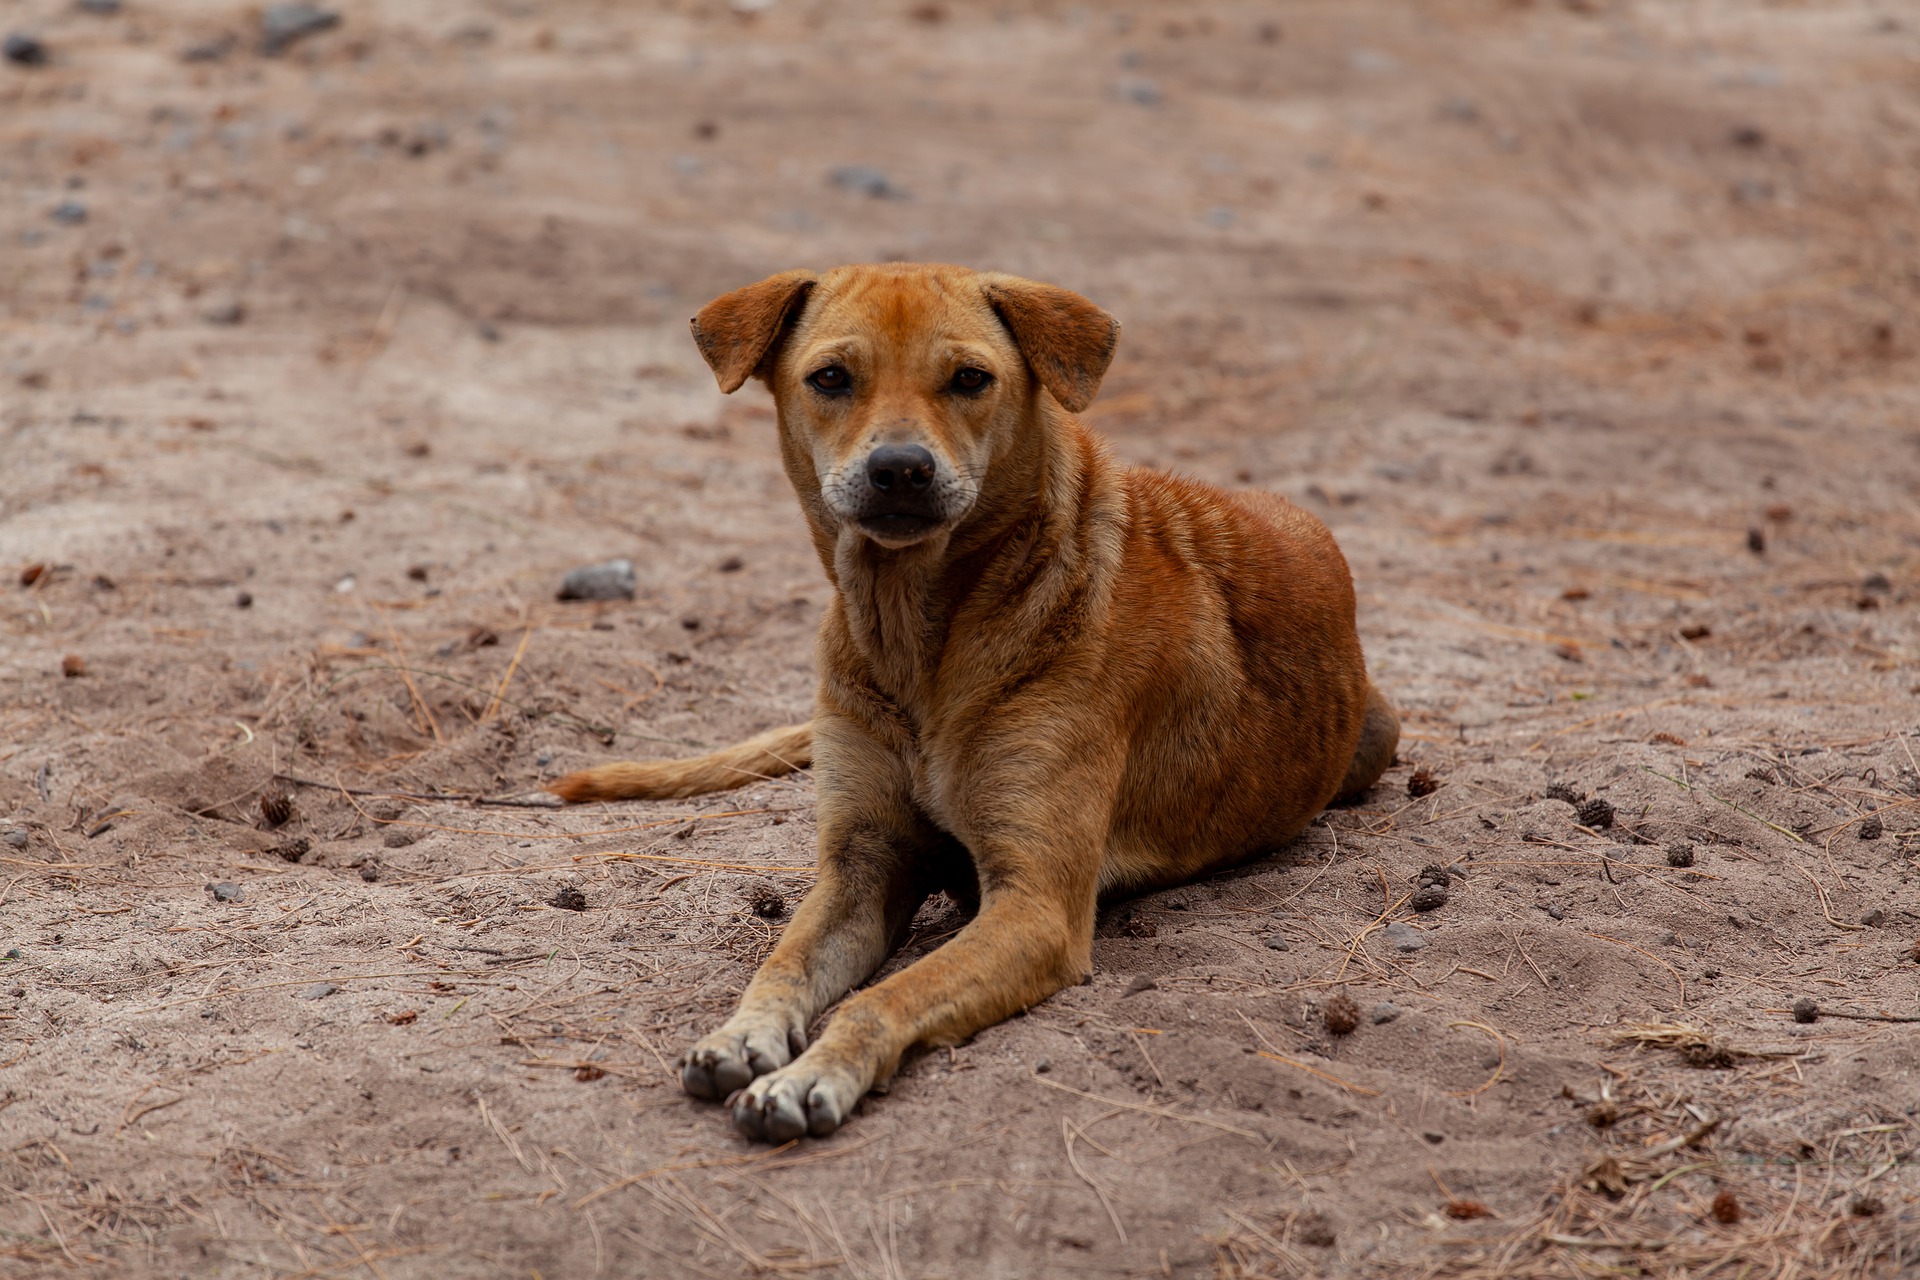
[551,263,1398,1142]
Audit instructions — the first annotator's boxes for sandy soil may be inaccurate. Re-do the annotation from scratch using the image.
[4,1,1919,1276]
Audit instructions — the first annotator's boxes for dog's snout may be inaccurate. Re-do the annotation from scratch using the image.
[866,443,936,494]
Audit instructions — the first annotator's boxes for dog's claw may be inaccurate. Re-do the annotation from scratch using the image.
[731,1063,857,1142]
[680,1023,795,1100]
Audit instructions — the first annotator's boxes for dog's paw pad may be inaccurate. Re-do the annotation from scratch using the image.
[679,1024,793,1100]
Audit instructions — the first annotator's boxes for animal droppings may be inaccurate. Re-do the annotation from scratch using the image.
[1575,797,1615,829]
[1322,993,1361,1035]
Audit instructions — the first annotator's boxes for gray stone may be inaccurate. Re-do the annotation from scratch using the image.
[1371,1002,1402,1024]
[828,165,909,200]
[207,881,244,902]
[3,829,28,849]
[557,558,635,602]
[1383,921,1427,952]
[4,32,47,65]
[50,200,87,226]
[261,4,339,56]
[297,982,338,1000]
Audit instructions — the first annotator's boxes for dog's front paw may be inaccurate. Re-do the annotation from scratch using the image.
[730,1059,863,1142]
[680,1021,801,1100]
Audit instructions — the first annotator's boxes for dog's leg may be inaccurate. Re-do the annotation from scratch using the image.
[1336,683,1400,802]
[680,725,933,1100]
[729,820,1101,1141]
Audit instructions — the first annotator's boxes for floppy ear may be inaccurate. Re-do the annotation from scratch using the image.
[689,269,819,393]
[980,275,1119,413]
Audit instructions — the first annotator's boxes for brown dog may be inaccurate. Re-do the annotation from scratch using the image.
[552,263,1398,1141]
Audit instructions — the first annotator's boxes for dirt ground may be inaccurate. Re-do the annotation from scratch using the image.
[4,1,1919,1275]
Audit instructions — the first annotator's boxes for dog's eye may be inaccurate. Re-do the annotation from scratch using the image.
[808,366,850,394]
[950,367,992,394]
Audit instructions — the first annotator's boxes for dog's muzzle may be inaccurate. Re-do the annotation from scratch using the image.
[856,443,945,538]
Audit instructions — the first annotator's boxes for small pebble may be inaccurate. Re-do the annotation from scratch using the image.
[1791,998,1819,1024]
[207,881,244,903]
[1545,904,1566,920]
[261,3,340,55]
[828,165,908,200]
[78,0,122,14]
[1575,797,1615,829]
[548,886,587,912]
[1034,1057,1052,1074]
[358,862,381,882]
[297,982,338,1000]
[1859,909,1885,928]
[235,591,253,608]
[557,558,635,602]
[1383,921,1427,952]
[3,829,28,849]
[1264,935,1289,951]
[3,32,47,66]
[1122,975,1156,996]
[202,300,246,326]
[1666,844,1695,868]
[1371,1001,1401,1024]
[50,199,87,225]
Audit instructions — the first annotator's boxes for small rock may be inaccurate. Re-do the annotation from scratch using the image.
[3,32,47,66]
[297,982,338,1000]
[202,300,246,326]
[60,654,86,678]
[78,0,122,14]
[261,4,340,55]
[1857,814,1883,841]
[3,829,28,849]
[1666,844,1696,868]
[1861,571,1892,595]
[1791,998,1819,1024]
[548,886,587,912]
[358,862,381,882]
[718,555,745,573]
[1032,1056,1051,1073]
[50,201,88,229]
[1545,904,1565,920]
[1122,975,1156,996]
[828,165,908,200]
[180,35,235,63]
[1410,883,1448,912]
[1542,782,1581,806]
[1116,76,1162,105]
[1860,909,1886,928]
[1575,797,1615,830]
[1371,1001,1401,1024]
[1264,935,1290,951]
[556,558,635,602]
[207,882,244,903]
[235,591,253,608]
[1383,921,1427,952]
[382,828,421,849]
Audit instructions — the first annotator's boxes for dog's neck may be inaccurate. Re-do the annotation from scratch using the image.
[798,401,1107,721]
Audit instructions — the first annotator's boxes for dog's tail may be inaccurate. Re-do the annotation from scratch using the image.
[1336,684,1399,802]
[547,722,813,804]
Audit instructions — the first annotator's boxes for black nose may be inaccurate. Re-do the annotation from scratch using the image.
[866,444,936,493]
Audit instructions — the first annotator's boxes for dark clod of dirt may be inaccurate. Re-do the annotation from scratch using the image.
[750,892,787,919]
[1851,1196,1884,1218]
[60,654,85,678]
[235,591,253,608]
[556,558,635,602]
[273,838,310,863]
[1857,813,1883,841]
[1411,883,1449,913]
[1747,526,1766,554]
[407,563,431,581]
[1323,993,1361,1035]
[1407,767,1440,798]
[573,1064,606,1082]
[358,862,381,883]
[1862,571,1892,595]
[718,555,745,573]
[4,32,47,66]
[1729,124,1767,148]
[261,4,340,56]
[1033,1057,1052,1074]
[1542,782,1582,806]
[202,301,246,326]
[1297,1213,1336,1248]
[548,886,587,912]
[207,882,244,903]
[1123,975,1157,996]
[1791,998,1819,1023]
[1666,843,1696,868]
[1576,797,1615,829]
[1710,1190,1742,1224]
[258,789,294,828]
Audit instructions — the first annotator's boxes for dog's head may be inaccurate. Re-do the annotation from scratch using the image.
[689,263,1117,549]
